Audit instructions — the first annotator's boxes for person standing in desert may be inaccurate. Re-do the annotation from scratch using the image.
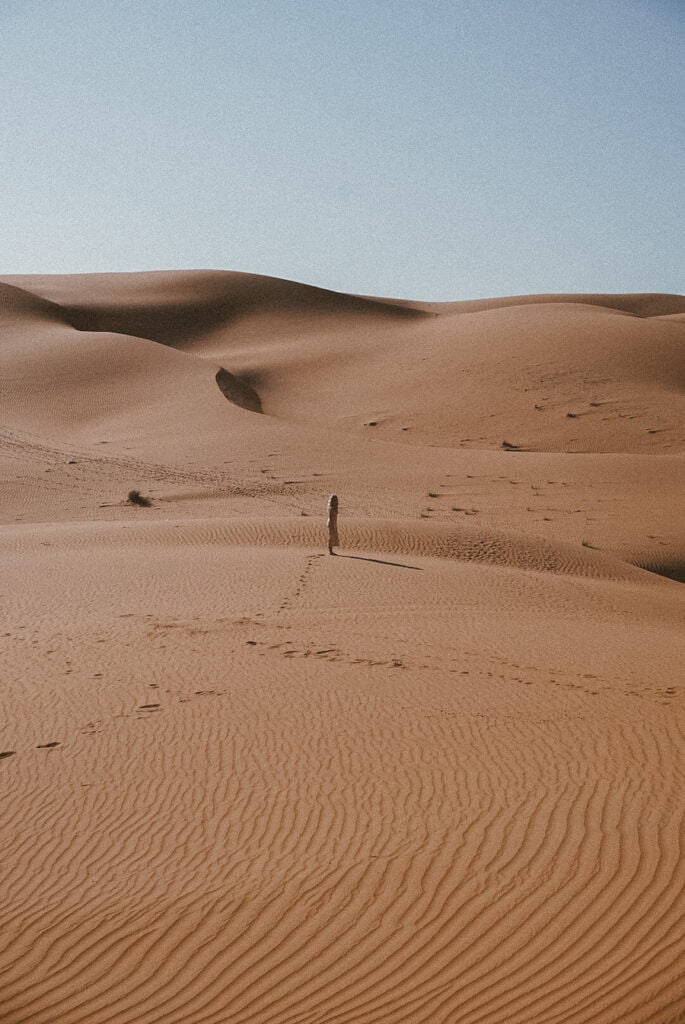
[327,494,339,555]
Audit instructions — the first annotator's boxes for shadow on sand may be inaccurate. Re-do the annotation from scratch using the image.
[334,554,422,571]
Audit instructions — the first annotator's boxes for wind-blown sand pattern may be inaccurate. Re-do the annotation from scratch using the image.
[1,271,684,1024]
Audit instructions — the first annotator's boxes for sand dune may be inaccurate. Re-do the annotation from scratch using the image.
[1,271,684,1023]
[6,272,683,455]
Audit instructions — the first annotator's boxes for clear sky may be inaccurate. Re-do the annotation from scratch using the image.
[1,0,682,300]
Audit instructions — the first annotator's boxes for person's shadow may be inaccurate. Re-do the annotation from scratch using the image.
[334,554,422,571]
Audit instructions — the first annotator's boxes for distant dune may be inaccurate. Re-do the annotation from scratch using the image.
[5,271,684,455]
[1,271,684,1023]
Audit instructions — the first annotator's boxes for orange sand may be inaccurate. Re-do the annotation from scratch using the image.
[1,271,684,1024]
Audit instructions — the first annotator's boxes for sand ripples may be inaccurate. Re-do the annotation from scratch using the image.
[2,524,684,1023]
[1,514,661,585]
[3,701,683,1023]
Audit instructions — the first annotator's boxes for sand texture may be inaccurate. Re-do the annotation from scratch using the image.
[2,271,684,1024]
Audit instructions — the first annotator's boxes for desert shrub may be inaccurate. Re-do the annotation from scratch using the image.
[127,489,152,507]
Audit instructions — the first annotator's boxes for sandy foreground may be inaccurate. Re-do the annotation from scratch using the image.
[1,271,684,1024]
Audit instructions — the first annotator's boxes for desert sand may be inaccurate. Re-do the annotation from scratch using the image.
[1,270,684,1024]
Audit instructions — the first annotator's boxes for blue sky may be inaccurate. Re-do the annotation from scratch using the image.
[1,0,682,299]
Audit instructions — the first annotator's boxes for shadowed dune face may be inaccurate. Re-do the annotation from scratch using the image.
[1,270,685,1024]
[5,269,426,345]
[0,280,69,325]
[214,367,263,413]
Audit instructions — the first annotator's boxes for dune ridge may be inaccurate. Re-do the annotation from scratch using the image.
[5,271,684,455]
[1,270,684,1024]
[0,514,671,585]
